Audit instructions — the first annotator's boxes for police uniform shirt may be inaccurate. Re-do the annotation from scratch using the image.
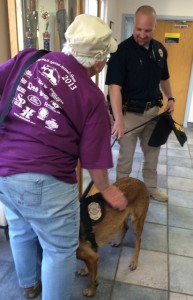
[106,35,169,102]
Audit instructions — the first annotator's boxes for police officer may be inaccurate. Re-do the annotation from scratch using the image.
[106,5,175,201]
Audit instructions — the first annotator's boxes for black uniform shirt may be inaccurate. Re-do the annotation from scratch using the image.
[106,35,169,102]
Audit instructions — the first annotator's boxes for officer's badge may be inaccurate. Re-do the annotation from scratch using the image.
[88,202,102,221]
[158,48,163,58]
[80,192,106,225]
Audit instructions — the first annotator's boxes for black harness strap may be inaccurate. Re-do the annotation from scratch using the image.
[0,50,49,127]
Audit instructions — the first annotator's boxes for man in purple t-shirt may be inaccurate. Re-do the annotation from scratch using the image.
[0,14,127,300]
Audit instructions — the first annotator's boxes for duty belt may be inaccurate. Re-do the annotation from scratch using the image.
[122,99,163,114]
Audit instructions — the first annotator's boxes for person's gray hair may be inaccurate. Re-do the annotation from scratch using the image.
[61,42,107,68]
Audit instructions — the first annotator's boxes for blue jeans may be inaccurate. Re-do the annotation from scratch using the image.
[0,173,80,300]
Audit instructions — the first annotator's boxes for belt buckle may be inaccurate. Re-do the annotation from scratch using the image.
[145,101,151,110]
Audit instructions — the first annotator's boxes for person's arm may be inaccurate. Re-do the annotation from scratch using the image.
[88,169,127,211]
[160,79,175,113]
[109,84,125,139]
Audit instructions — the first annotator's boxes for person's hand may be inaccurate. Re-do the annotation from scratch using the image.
[165,100,175,114]
[111,118,125,139]
[101,185,128,211]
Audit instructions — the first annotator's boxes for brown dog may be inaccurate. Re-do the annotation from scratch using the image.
[76,177,150,297]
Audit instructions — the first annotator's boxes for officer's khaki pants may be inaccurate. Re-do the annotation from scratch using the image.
[116,106,161,190]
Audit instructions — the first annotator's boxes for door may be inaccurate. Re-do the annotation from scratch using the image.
[153,20,193,124]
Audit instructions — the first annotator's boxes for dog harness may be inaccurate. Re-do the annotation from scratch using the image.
[80,192,106,249]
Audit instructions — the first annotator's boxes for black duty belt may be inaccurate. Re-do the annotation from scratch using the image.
[122,99,163,114]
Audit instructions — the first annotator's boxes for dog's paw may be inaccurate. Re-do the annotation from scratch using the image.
[83,287,96,297]
[129,260,138,271]
[76,267,88,276]
[111,240,122,247]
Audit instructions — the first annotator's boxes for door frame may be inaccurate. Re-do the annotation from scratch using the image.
[121,14,193,127]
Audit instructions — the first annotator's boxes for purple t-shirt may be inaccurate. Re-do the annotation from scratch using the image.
[0,48,113,183]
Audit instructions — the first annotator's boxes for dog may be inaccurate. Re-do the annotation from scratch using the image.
[76,177,150,297]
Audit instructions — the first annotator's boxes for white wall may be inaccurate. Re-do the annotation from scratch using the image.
[107,0,193,44]
[106,0,193,124]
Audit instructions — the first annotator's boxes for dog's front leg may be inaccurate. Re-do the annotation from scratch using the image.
[77,243,99,297]
[83,251,99,297]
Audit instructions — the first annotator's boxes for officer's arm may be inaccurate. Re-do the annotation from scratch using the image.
[160,79,175,113]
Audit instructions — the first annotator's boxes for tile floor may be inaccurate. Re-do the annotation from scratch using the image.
[0,128,193,300]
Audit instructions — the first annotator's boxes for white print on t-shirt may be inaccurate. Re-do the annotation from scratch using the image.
[21,78,27,84]
[33,77,48,89]
[27,95,41,106]
[45,118,59,131]
[37,107,49,120]
[39,58,77,91]
[27,82,39,93]
[49,88,63,104]
[39,90,49,100]
[61,74,77,90]
[17,85,26,94]
[20,106,36,119]
[25,70,33,78]
[44,101,60,114]
[50,101,60,109]
[14,93,26,108]
[40,65,60,86]
[14,112,36,125]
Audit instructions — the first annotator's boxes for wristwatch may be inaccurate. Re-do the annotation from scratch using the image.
[168,97,175,102]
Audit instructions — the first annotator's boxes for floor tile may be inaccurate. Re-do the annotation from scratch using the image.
[169,227,193,257]
[170,254,193,294]
[158,154,167,164]
[167,141,189,150]
[112,282,168,300]
[168,157,193,168]
[168,165,193,179]
[168,176,193,192]
[157,175,168,188]
[146,202,167,225]
[116,248,168,290]
[187,138,193,145]
[72,277,113,300]
[98,244,121,280]
[167,149,190,158]
[170,292,193,300]
[157,164,167,175]
[168,189,193,208]
[141,223,167,252]
[169,205,193,230]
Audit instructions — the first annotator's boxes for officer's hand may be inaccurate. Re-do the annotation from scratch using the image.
[165,100,175,114]
[111,118,125,139]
